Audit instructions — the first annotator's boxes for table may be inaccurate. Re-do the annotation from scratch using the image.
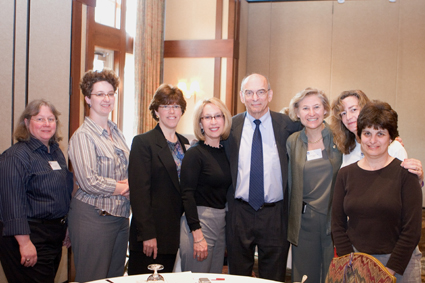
[86,272,280,283]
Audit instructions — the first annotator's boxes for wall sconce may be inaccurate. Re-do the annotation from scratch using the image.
[178,81,200,101]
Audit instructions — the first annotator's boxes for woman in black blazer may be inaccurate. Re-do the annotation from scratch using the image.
[128,84,189,274]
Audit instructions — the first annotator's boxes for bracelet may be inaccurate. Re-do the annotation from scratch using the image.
[194,237,204,244]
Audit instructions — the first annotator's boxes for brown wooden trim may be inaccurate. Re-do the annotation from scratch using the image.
[215,0,223,39]
[214,0,223,99]
[126,34,134,54]
[214,58,221,98]
[117,0,127,130]
[92,22,122,50]
[70,1,83,140]
[74,0,96,7]
[226,59,235,112]
[164,39,235,58]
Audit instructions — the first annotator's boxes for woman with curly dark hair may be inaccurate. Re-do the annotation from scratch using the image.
[128,83,189,274]
[68,69,130,282]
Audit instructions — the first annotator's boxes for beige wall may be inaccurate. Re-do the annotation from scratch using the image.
[0,0,72,282]
[239,0,425,164]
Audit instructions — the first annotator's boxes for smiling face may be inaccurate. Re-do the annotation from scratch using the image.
[85,81,115,119]
[155,104,182,131]
[25,105,57,146]
[240,74,273,119]
[341,96,361,135]
[296,94,326,130]
[360,126,392,159]
[200,103,225,144]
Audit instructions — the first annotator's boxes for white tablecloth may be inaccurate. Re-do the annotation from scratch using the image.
[86,272,280,283]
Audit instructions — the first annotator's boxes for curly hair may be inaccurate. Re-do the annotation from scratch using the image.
[80,69,120,98]
[14,99,62,143]
[330,90,370,154]
[149,84,187,121]
[288,87,330,122]
[357,100,399,141]
[192,97,232,141]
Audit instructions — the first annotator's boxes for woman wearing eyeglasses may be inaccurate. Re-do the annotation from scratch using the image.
[128,84,189,274]
[179,98,232,273]
[68,69,130,282]
[0,99,73,283]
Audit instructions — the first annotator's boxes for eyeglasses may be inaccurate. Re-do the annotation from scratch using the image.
[31,117,57,124]
[158,105,181,110]
[243,89,269,98]
[201,114,224,121]
[91,92,116,98]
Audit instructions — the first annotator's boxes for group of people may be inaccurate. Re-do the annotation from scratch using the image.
[0,69,423,283]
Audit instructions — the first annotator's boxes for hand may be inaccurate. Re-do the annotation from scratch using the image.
[192,229,208,261]
[15,235,37,267]
[400,158,423,183]
[114,179,129,199]
[62,228,71,248]
[143,238,158,259]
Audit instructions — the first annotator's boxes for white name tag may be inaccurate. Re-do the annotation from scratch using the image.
[307,148,323,161]
[49,161,62,170]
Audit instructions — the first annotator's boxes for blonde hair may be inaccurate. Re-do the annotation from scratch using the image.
[14,99,62,143]
[330,90,370,154]
[193,97,232,141]
[288,88,330,121]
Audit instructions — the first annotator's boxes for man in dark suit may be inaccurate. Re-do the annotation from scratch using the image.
[224,73,301,281]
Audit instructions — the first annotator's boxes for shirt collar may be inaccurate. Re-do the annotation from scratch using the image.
[26,136,59,153]
[246,109,271,130]
[84,116,118,137]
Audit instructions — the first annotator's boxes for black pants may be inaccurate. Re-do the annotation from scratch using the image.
[0,221,66,283]
[226,199,290,282]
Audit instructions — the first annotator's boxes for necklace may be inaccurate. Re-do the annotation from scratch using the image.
[308,137,323,144]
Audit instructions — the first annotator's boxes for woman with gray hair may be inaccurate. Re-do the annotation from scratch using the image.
[286,88,342,283]
[0,99,73,283]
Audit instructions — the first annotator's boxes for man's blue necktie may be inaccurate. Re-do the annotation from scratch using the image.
[249,119,264,211]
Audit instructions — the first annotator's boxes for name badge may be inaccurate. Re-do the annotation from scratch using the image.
[49,161,62,170]
[307,148,323,161]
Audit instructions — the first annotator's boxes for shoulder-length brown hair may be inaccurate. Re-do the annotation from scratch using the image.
[330,90,370,154]
[14,99,62,143]
[149,84,187,121]
[193,97,232,141]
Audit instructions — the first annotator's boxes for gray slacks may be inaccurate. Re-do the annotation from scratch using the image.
[180,206,226,273]
[353,246,422,283]
[68,198,129,282]
[292,204,333,283]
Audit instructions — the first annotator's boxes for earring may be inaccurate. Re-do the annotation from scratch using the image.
[201,128,205,135]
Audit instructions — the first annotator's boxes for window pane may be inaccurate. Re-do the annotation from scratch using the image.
[95,0,120,29]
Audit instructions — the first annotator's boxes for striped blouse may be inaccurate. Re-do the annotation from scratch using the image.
[68,117,130,218]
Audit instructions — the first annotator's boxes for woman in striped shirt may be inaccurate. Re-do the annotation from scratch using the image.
[68,69,130,282]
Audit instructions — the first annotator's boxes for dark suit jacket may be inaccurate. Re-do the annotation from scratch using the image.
[128,124,189,254]
[224,111,301,231]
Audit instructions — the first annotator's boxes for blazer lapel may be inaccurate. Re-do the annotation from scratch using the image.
[229,113,245,192]
[154,125,181,192]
